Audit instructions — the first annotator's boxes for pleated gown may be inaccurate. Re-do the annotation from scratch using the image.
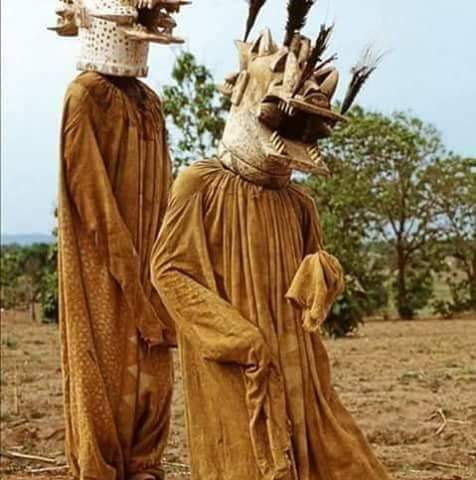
[151,159,391,480]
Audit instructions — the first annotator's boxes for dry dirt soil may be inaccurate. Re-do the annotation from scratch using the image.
[1,310,475,480]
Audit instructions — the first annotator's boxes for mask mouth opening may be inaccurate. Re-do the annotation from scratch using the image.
[255,95,344,175]
[257,94,343,145]
[136,6,175,31]
[112,5,185,44]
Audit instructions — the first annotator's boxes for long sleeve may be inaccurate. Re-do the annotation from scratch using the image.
[150,167,272,367]
[60,82,164,345]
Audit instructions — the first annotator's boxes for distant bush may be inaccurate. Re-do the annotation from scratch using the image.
[0,242,57,322]
[40,242,58,322]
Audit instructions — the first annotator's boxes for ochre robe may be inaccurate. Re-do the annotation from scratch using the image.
[151,160,390,480]
[58,72,173,480]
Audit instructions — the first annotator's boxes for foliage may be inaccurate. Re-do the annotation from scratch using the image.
[325,278,366,338]
[162,51,230,174]
[307,108,390,335]
[393,265,434,319]
[1,246,25,309]
[40,241,58,322]
[313,108,452,320]
[430,156,476,316]
[0,242,57,322]
[21,244,51,321]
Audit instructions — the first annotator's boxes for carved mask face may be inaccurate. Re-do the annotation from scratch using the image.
[219,28,344,177]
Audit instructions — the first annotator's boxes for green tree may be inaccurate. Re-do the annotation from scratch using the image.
[1,245,24,309]
[307,108,389,336]
[19,244,51,321]
[40,240,58,322]
[430,155,476,315]
[0,243,52,320]
[311,108,449,321]
[162,51,230,174]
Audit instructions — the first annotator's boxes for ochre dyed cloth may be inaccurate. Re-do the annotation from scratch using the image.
[286,251,345,333]
[58,72,173,480]
[151,160,391,480]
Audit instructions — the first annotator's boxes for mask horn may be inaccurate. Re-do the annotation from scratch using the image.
[235,40,252,70]
[250,28,276,56]
[319,69,339,99]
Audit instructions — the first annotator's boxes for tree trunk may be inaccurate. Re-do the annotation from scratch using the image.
[396,248,413,319]
[470,253,476,308]
[30,301,36,322]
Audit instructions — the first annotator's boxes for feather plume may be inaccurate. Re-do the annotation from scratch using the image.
[340,46,384,114]
[284,0,316,46]
[292,23,334,95]
[309,23,334,67]
[244,0,267,41]
[313,53,337,74]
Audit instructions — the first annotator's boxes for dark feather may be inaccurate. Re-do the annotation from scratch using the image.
[284,0,316,46]
[341,46,384,114]
[292,23,334,95]
[313,53,337,74]
[244,0,267,41]
[308,23,334,69]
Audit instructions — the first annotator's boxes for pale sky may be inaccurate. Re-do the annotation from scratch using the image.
[1,0,475,235]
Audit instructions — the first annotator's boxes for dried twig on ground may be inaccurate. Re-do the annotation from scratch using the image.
[13,360,20,415]
[41,426,66,440]
[426,408,448,435]
[404,471,434,479]
[8,418,28,428]
[435,408,448,435]
[448,419,474,425]
[1,450,57,464]
[427,460,466,470]
[27,465,68,474]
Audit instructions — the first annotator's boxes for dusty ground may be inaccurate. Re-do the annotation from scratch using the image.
[1,310,475,480]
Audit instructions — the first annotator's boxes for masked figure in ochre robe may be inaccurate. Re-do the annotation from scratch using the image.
[50,1,189,478]
[151,2,391,479]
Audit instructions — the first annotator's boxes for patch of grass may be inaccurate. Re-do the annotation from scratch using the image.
[30,410,45,420]
[21,374,37,384]
[460,366,476,376]
[399,371,425,383]
[0,411,13,422]
[26,353,42,363]
[1,336,18,349]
